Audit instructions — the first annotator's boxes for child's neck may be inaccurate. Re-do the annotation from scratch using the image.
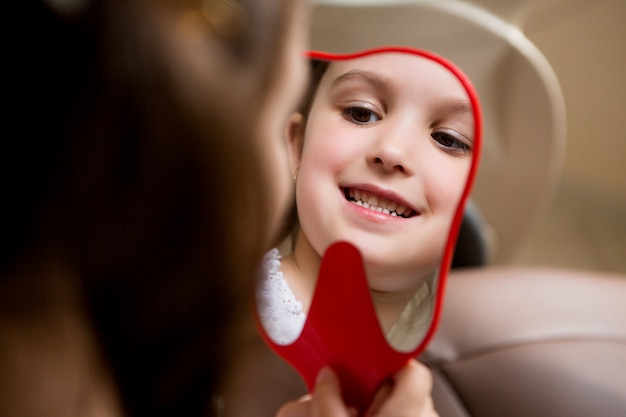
[284,232,418,334]
[369,289,418,334]
[280,231,320,312]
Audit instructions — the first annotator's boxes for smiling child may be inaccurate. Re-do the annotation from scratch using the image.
[258,49,475,352]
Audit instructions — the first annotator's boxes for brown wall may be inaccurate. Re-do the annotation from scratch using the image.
[476,0,626,203]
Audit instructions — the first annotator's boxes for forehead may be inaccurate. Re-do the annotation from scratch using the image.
[319,52,469,103]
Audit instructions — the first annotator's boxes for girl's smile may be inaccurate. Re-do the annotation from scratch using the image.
[343,186,419,218]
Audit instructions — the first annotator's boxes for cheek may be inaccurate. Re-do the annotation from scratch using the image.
[296,131,355,196]
[298,127,339,177]
[426,158,471,214]
[294,139,343,253]
[294,151,328,217]
[301,119,363,170]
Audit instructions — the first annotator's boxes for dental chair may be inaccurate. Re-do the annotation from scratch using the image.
[422,266,626,417]
[442,188,626,417]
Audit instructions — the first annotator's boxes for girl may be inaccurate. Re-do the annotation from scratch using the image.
[2,1,308,416]
[259,49,476,352]
[3,2,436,417]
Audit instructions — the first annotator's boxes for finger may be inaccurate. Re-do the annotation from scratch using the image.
[311,367,355,417]
[364,379,393,417]
[392,360,433,399]
[275,395,312,417]
[373,360,436,416]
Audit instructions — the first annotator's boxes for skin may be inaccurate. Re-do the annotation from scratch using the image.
[255,2,310,246]
[284,52,474,333]
[276,363,438,417]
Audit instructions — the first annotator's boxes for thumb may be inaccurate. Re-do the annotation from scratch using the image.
[311,367,357,417]
[275,395,312,417]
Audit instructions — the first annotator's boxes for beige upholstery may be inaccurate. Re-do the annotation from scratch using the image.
[422,267,626,417]
[227,269,626,417]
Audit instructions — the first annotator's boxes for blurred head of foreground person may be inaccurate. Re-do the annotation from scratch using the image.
[1,0,308,416]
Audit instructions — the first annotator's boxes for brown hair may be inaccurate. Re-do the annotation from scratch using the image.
[299,59,331,123]
[2,0,301,416]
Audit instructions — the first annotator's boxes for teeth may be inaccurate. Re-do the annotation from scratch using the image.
[344,188,415,218]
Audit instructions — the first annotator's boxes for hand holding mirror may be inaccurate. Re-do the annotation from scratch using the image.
[256,46,482,414]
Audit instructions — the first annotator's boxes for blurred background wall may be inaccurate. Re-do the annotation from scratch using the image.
[471,0,626,272]
[530,1,626,200]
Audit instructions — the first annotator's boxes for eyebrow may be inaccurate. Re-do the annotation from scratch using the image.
[331,69,472,114]
[330,68,475,136]
[438,99,474,120]
[330,69,392,92]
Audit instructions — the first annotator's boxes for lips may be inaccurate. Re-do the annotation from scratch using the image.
[343,187,418,218]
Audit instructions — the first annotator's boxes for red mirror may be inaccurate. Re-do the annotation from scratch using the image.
[256,46,482,414]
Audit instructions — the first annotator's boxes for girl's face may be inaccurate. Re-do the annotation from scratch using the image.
[290,52,474,293]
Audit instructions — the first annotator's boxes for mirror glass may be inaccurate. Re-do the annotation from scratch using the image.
[256,47,481,353]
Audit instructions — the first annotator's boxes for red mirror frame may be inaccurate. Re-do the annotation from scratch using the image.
[256,46,483,414]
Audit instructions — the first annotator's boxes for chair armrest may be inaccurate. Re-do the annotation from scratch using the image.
[422,267,626,417]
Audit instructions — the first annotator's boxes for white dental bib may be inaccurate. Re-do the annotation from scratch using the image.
[257,248,436,351]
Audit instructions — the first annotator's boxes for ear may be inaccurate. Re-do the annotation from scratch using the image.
[285,112,305,179]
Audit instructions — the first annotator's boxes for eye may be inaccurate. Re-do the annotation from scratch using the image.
[342,107,381,125]
[431,130,471,155]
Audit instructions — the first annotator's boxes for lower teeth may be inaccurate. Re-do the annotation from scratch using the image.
[352,199,404,217]
[344,188,410,218]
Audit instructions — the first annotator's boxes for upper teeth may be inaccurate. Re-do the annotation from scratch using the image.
[346,188,414,218]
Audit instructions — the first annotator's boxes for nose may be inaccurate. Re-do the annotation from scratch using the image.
[367,123,416,175]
